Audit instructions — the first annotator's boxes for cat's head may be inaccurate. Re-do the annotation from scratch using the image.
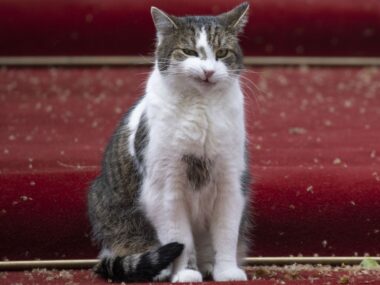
[151,3,249,91]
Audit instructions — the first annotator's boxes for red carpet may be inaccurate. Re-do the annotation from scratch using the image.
[1,266,379,284]
[1,66,379,260]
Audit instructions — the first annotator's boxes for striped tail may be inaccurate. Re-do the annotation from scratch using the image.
[95,242,184,282]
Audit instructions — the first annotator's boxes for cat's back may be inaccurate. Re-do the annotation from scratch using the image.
[87,108,145,217]
[87,104,157,247]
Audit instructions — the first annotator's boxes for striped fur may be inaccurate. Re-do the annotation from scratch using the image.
[151,3,249,72]
[95,243,184,282]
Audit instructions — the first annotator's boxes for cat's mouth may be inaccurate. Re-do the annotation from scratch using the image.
[194,77,216,86]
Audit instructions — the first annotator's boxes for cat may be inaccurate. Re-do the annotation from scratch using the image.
[87,2,251,283]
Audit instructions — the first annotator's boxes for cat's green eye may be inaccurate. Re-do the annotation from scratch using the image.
[216,49,229,59]
[182,49,198,57]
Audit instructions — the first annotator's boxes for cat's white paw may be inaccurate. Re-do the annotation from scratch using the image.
[172,269,203,283]
[199,262,213,277]
[153,267,172,281]
[213,267,247,281]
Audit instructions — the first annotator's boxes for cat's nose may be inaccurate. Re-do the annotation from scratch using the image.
[203,69,215,80]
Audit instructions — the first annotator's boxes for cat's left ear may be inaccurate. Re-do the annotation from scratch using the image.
[218,2,250,34]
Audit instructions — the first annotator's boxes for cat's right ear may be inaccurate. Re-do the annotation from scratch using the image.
[151,7,178,35]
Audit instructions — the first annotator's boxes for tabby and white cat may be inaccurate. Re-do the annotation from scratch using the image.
[88,2,251,282]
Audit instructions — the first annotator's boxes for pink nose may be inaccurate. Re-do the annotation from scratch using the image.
[203,69,215,80]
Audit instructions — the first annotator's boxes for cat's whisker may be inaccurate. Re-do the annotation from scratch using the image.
[244,68,263,75]
[237,73,268,97]
[239,80,262,111]
[228,69,262,75]
[235,73,265,109]
[136,71,153,76]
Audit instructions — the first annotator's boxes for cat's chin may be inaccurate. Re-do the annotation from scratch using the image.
[197,79,217,86]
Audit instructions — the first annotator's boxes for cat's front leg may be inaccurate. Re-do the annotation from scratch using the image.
[210,170,247,281]
[141,177,203,282]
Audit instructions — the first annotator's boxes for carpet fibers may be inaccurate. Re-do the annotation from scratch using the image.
[1,265,380,284]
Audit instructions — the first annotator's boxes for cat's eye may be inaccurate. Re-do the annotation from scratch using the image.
[182,49,198,57]
[216,49,229,59]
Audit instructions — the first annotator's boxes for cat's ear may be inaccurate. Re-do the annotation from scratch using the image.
[218,2,250,34]
[151,7,178,35]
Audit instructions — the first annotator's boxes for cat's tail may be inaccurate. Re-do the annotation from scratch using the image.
[95,242,184,282]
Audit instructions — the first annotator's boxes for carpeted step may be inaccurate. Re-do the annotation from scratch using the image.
[1,0,380,57]
[1,265,380,284]
[0,66,379,260]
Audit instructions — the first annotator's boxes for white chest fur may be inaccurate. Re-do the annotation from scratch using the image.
[132,70,246,229]
[144,69,245,160]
